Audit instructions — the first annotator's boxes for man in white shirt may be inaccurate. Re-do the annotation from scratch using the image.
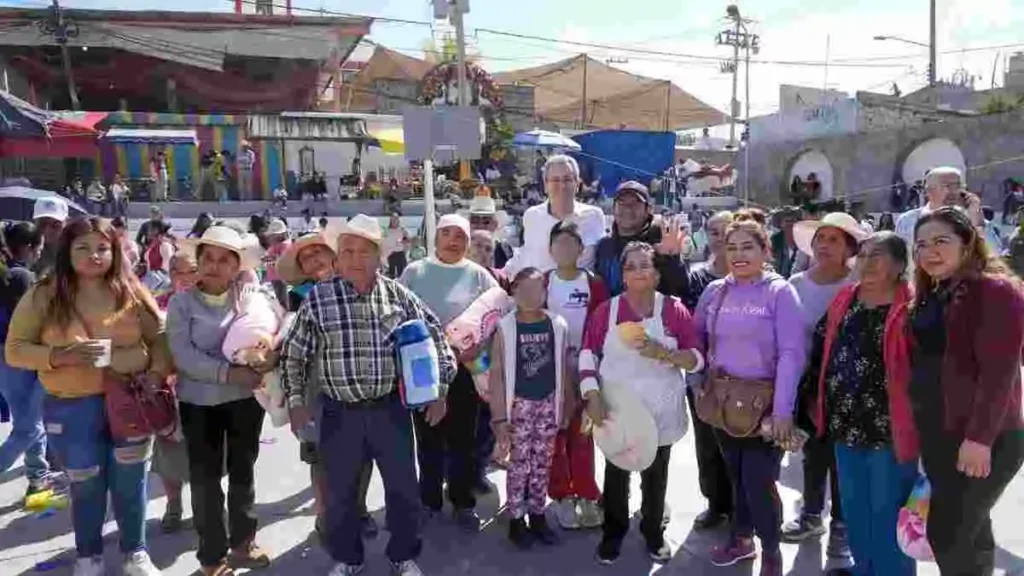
[503,154,606,275]
[895,166,982,258]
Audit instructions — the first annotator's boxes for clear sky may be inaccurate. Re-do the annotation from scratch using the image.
[5,0,1024,121]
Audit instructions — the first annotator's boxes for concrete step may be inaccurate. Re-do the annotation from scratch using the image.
[125,198,457,220]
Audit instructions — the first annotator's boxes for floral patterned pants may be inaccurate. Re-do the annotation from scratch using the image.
[507,394,558,519]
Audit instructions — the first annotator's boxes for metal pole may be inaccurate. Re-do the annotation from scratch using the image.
[581,54,588,128]
[451,1,469,180]
[728,19,740,148]
[51,0,79,110]
[928,0,937,85]
[744,36,751,205]
[452,2,468,106]
[423,158,437,257]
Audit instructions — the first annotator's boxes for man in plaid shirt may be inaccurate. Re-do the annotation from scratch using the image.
[280,214,455,576]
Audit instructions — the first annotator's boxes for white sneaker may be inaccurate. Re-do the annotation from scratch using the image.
[328,562,365,576]
[122,550,161,576]
[553,498,580,530]
[578,499,604,529]
[72,556,105,576]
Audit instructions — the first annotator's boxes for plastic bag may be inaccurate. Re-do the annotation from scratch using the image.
[897,474,934,561]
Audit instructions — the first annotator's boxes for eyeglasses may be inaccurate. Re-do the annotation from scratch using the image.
[623,262,655,273]
[545,176,578,185]
[469,216,495,226]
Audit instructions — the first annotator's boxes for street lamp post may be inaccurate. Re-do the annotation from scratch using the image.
[873,32,936,85]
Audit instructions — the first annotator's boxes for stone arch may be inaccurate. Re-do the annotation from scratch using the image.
[899,137,966,186]
[785,148,834,202]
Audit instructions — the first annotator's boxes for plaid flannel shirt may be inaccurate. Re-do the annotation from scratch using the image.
[280,274,457,406]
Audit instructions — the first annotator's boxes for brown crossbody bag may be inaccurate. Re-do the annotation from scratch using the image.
[694,283,775,438]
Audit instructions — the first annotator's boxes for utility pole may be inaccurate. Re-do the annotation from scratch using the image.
[717,5,755,149]
[580,54,588,129]
[928,0,937,85]
[450,0,470,181]
[40,0,80,110]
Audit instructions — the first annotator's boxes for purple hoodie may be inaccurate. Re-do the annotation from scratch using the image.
[693,272,807,418]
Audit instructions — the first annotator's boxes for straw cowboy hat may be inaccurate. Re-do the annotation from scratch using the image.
[327,213,383,247]
[592,379,659,472]
[276,232,336,286]
[178,225,264,270]
[793,212,870,257]
[264,219,288,237]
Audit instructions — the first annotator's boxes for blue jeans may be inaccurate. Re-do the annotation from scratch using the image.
[0,354,48,483]
[43,394,151,558]
[835,443,917,576]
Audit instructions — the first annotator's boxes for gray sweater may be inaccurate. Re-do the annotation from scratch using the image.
[166,287,255,406]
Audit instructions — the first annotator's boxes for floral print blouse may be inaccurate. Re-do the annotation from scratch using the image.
[818,298,893,447]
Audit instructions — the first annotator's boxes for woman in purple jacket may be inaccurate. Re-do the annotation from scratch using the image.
[694,210,808,576]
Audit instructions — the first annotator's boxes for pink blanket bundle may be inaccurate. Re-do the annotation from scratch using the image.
[222,288,284,364]
[444,287,514,355]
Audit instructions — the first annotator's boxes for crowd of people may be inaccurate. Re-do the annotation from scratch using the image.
[0,155,1021,576]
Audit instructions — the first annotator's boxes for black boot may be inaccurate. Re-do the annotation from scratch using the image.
[528,513,559,546]
[508,517,533,549]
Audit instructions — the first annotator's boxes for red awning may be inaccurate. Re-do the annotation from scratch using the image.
[0,111,106,158]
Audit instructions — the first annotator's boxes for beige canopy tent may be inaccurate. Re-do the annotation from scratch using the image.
[494,54,727,131]
[338,45,435,113]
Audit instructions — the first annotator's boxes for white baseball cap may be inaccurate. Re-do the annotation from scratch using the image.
[33,196,69,222]
[437,213,471,238]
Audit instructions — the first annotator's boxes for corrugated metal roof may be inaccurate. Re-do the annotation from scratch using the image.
[246,114,374,141]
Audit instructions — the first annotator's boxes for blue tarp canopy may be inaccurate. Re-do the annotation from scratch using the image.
[102,128,198,146]
[571,130,676,195]
[0,90,51,139]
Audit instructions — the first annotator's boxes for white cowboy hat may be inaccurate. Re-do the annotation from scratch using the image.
[276,232,336,286]
[178,225,264,270]
[265,219,288,237]
[469,195,497,215]
[592,379,659,472]
[328,213,382,247]
[793,212,870,258]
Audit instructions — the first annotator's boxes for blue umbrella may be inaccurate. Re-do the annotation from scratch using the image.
[0,187,89,222]
[511,129,581,151]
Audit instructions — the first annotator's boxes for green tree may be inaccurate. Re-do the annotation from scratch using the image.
[981,93,1024,114]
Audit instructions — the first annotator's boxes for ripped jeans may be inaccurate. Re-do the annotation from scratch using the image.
[44,394,151,558]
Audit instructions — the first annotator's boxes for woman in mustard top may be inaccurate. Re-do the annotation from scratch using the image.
[5,217,170,576]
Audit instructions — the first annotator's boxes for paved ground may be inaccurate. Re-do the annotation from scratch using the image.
[1,419,1022,576]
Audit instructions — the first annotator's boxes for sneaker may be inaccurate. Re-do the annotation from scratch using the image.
[759,549,783,576]
[692,508,730,531]
[595,538,621,565]
[360,514,379,539]
[390,559,424,576]
[553,498,580,530]
[826,522,852,559]
[527,513,559,546]
[328,563,364,576]
[578,499,603,529]
[709,538,757,567]
[227,542,270,570]
[160,500,184,534]
[453,508,481,533]
[122,551,161,576]
[648,542,672,563]
[508,517,533,550]
[73,557,105,576]
[781,514,826,542]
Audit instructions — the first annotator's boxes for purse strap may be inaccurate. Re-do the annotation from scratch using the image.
[708,282,731,370]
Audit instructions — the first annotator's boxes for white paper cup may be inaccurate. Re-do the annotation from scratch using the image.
[94,339,112,368]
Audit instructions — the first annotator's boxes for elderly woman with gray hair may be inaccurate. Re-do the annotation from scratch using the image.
[805,231,919,576]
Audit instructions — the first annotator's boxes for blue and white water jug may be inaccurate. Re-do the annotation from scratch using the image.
[396,319,441,407]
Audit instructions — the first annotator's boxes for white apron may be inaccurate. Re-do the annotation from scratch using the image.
[598,294,689,446]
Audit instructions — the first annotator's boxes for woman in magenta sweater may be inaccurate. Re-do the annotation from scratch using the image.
[907,206,1024,575]
[693,210,807,576]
